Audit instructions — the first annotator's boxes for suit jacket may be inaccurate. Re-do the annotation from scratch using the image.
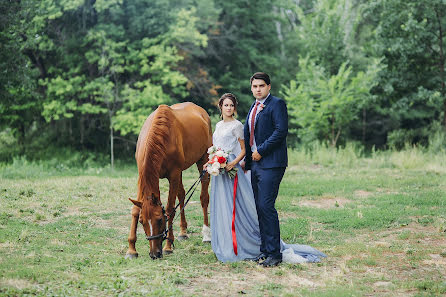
[244,94,288,170]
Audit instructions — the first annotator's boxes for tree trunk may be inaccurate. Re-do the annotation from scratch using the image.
[362,108,366,144]
[331,113,335,147]
[79,115,84,147]
[435,9,446,129]
[110,120,114,170]
[18,123,25,155]
[274,7,285,60]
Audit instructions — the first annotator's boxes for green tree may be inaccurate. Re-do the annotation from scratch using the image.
[0,0,42,156]
[202,0,289,114]
[365,0,446,147]
[28,0,208,166]
[284,56,381,146]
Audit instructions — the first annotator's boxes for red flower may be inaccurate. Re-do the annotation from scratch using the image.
[217,156,226,164]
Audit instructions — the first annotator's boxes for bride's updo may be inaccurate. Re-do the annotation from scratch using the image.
[218,93,238,118]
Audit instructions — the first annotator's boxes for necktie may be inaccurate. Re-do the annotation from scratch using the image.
[249,101,260,146]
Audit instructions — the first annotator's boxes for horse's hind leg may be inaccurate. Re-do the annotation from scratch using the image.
[197,156,211,242]
[125,205,140,259]
[177,176,188,240]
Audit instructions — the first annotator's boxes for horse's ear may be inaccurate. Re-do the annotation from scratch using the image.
[129,198,142,208]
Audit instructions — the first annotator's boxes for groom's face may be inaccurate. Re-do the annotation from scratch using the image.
[251,78,271,100]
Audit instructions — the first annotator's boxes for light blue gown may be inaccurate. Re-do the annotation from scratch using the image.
[210,120,326,263]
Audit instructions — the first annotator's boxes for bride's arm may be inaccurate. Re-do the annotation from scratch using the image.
[226,138,245,171]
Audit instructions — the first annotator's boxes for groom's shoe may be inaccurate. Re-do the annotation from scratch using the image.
[261,256,282,267]
[245,253,266,263]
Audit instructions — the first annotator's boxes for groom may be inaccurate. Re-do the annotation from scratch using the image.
[244,72,288,267]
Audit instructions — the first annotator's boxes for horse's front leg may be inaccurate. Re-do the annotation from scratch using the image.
[177,176,188,240]
[125,205,140,259]
[197,156,211,242]
[164,173,180,254]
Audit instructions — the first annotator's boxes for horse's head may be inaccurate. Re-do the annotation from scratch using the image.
[129,194,167,259]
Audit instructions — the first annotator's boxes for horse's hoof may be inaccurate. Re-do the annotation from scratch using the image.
[125,253,138,259]
[177,234,189,241]
[163,249,173,255]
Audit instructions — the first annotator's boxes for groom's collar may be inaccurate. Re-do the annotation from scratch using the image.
[256,93,270,105]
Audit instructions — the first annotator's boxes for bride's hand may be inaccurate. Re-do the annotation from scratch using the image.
[203,162,208,171]
[226,161,236,171]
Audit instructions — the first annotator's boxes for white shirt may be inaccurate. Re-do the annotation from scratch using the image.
[248,94,269,151]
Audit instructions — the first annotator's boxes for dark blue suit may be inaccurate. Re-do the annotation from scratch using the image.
[244,94,288,259]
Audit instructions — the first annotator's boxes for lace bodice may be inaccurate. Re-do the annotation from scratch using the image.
[213,120,244,156]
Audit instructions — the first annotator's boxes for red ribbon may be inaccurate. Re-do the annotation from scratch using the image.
[231,173,238,255]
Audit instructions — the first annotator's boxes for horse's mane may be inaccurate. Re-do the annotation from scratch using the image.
[138,105,173,202]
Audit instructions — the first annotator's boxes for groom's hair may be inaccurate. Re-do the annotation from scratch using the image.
[250,72,271,85]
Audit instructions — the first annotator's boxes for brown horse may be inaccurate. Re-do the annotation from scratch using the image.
[126,102,212,259]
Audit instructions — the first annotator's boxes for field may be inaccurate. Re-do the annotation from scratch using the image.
[1,146,445,296]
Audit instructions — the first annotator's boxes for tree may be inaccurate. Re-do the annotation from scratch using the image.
[201,0,287,114]
[283,56,382,146]
[0,0,42,155]
[365,0,446,147]
[31,0,208,166]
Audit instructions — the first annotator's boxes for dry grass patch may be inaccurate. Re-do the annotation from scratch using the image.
[180,265,325,296]
[0,278,35,290]
[354,190,373,198]
[295,196,352,209]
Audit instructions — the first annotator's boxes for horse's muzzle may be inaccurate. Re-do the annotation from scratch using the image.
[150,250,163,259]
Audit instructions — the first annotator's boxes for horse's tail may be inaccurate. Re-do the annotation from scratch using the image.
[137,105,173,201]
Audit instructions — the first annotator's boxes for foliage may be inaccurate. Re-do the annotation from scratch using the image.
[201,0,291,114]
[364,0,446,145]
[0,0,42,153]
[1,0,446,161]
[284,56,382,146]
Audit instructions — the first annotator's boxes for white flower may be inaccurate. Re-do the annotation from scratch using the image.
[215,150,224,157]
[209,168,220,176]
[207,146,216,154]
[211,162,220,170]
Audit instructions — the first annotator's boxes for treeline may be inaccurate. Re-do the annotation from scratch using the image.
[1,0,445,165]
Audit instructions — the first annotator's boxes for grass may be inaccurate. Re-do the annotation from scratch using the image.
[0,146,445,296]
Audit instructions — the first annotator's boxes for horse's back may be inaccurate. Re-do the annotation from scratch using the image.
[136,102,212,168]
[170,102,211,138]
[170,102,210,124]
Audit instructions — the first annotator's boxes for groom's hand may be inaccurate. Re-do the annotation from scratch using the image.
[252,151,262,161]
[240,160,247,172]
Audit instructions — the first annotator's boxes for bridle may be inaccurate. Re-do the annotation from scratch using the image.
[145,204,170,242]
[145,170,206,243]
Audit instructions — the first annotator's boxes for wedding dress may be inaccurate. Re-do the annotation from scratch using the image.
[210,120,326,263]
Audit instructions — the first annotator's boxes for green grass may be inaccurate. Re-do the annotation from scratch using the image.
[0,147,445,296]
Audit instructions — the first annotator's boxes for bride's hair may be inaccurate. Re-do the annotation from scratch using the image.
[218,93,238,118]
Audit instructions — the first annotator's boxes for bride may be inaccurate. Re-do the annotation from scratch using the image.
[208,93,326,264]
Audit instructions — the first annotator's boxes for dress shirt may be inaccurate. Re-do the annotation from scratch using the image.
[248,94,269,152]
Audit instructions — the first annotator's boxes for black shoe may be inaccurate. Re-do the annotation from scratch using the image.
[261,256,282,267]
[245,253,267,263]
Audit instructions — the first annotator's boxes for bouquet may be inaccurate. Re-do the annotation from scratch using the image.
[206,146,238,178]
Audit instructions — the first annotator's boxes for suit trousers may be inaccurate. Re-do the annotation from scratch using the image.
[250,162,285,259]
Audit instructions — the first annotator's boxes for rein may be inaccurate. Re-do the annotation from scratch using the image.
[146,170,207,242]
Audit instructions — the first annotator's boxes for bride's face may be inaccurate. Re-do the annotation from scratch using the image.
[221,98,235,119]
